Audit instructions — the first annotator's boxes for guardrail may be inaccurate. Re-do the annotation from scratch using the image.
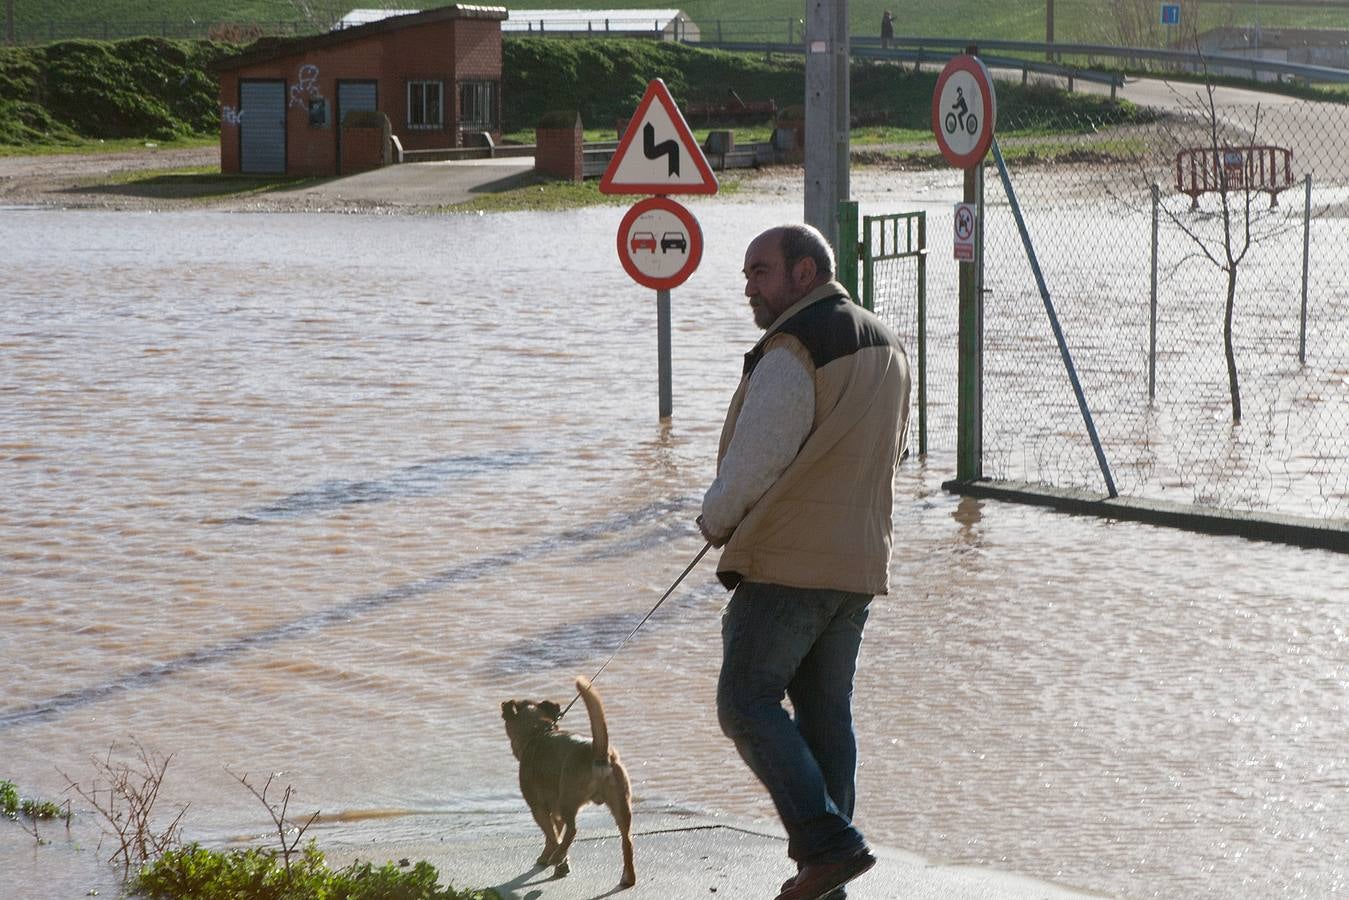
[852,35,1349,85]
[703,41,1126,97]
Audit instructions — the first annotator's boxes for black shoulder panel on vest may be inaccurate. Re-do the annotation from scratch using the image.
[779,296,897,369]
[743,295,896,378]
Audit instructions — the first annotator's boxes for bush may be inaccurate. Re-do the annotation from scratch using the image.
[134,842,500,900]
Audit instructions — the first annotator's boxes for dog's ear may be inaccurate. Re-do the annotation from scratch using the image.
[540,700,561,721]
[501,700,517,719]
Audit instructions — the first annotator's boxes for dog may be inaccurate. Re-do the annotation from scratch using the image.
[500,676,636,887]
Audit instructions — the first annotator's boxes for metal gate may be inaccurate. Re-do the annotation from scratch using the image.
[857,211,930,456]
[239,80,286,175]
[336,80,378,174]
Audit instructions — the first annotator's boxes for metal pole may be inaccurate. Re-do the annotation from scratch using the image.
[992,139,1117,497]
[1150,182,1159,400]
[917,212,928,457]
[657,288,673,419]
[804,0,849,252]
[956,165,982,482]
[838,200,860,303]
[1300,173,1311,365]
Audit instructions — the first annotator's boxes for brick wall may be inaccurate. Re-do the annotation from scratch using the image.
[535,112,583,182]
[216,13,504,176]
[341,111,391,174]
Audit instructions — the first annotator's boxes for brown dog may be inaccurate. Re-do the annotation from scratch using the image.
[500,676,636,887]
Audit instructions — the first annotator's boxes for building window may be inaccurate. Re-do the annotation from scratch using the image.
[407,80,443,130]
[459,80,498,132]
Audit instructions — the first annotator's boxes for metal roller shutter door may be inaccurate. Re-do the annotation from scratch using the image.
[240,81,286,175]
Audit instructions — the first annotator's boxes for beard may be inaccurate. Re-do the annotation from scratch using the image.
[750,299,774,329]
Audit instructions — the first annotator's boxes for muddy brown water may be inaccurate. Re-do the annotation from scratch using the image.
[2,201,1346,899]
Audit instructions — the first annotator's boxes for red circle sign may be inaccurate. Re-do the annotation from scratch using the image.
[931,55,997,169]
[616,197,703,290]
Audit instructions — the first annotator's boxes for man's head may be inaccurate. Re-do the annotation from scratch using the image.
[742,224,835,330]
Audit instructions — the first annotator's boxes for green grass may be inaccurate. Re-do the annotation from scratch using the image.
[0,134,216,157]
[79,165,320,201]
[445,169,751,213]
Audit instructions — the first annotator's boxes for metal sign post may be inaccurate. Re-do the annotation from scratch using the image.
[601,80,718,420]
[932,52,996,483]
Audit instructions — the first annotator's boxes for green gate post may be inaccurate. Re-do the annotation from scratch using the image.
[837,200,860,304]
[916,213,928,457]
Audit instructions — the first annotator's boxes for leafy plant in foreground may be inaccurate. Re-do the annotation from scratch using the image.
[135,842,501,900]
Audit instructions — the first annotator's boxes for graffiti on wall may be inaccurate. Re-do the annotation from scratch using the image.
[290,64,324,108]
[221,105,243,126]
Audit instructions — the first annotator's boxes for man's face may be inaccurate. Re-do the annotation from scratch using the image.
[742,231,805,330]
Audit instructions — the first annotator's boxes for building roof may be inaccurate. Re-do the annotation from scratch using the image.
[336,7,692,33]
[500,9,690,32]
[214,5,508,72]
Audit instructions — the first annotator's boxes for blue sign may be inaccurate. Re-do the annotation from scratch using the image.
[1160,3,1181,25]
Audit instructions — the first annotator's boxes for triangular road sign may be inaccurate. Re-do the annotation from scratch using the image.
[600,78,718,196]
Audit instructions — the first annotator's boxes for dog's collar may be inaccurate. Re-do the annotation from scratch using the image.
[519,723,557,760]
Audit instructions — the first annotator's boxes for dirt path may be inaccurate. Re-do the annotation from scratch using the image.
[0,145,223,209]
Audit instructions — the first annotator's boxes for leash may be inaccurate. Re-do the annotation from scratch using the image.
[558,540,712,720]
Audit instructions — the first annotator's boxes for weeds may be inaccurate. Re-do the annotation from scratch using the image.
[228,769,319,880]
[59,740,189,876]
[1,779,72,844]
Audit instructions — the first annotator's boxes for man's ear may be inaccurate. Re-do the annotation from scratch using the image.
[791,255,818,290]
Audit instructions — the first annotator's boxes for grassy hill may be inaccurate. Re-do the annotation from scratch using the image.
[8,0,1346,46]
[0,32,1149,149]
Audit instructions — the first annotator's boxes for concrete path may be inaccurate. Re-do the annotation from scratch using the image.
[322,804,1104,900]
[276,156,540,210]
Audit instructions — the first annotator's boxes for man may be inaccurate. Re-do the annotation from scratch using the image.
[698,225,910,900]
[880,10,895,50]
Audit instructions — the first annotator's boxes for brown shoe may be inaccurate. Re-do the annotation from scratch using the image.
[780,874,846,900]
[773,850,876,900]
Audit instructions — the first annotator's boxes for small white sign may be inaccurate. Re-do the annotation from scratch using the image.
[954,202,977,261]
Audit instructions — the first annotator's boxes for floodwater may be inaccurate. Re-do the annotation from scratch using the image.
[2,198,1346,900]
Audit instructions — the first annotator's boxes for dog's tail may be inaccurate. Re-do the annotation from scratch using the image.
[575,676,610,765]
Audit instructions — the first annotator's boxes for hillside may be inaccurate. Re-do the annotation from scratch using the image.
[0,34,1149,148]
[7,0,1342,46]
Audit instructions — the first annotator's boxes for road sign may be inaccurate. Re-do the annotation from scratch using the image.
[617,196,704,290]
[953,202,976,261]
[600,79,718,196]
[931,55,997,169]
[1160,3,1181,25]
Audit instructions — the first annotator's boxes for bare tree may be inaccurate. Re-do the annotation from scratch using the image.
[1130,42,1303,423]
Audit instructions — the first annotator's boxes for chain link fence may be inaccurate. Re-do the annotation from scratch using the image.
[872,97,1349,524]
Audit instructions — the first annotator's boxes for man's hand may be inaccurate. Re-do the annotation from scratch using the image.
[696,515,730,548]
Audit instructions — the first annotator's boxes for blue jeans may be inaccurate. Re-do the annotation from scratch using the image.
[717,581,872,866]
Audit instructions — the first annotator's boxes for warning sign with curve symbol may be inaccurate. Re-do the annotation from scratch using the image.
[601,79,719,196]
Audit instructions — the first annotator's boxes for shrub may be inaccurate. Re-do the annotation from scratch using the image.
[134,842,500,900]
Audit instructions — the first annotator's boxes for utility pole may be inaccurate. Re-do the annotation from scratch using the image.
[803,0,849,253]
[1045,0,1054,61]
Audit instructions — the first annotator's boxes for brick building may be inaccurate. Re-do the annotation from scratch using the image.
[214,5,507,176]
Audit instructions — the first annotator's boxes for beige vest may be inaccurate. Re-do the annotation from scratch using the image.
[715,282,911,595]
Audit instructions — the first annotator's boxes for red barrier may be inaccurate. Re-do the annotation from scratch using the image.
[1175,145,1295,209]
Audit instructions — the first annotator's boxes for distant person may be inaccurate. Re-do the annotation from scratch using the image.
[880,10,894,49]
[698,224,910,900]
